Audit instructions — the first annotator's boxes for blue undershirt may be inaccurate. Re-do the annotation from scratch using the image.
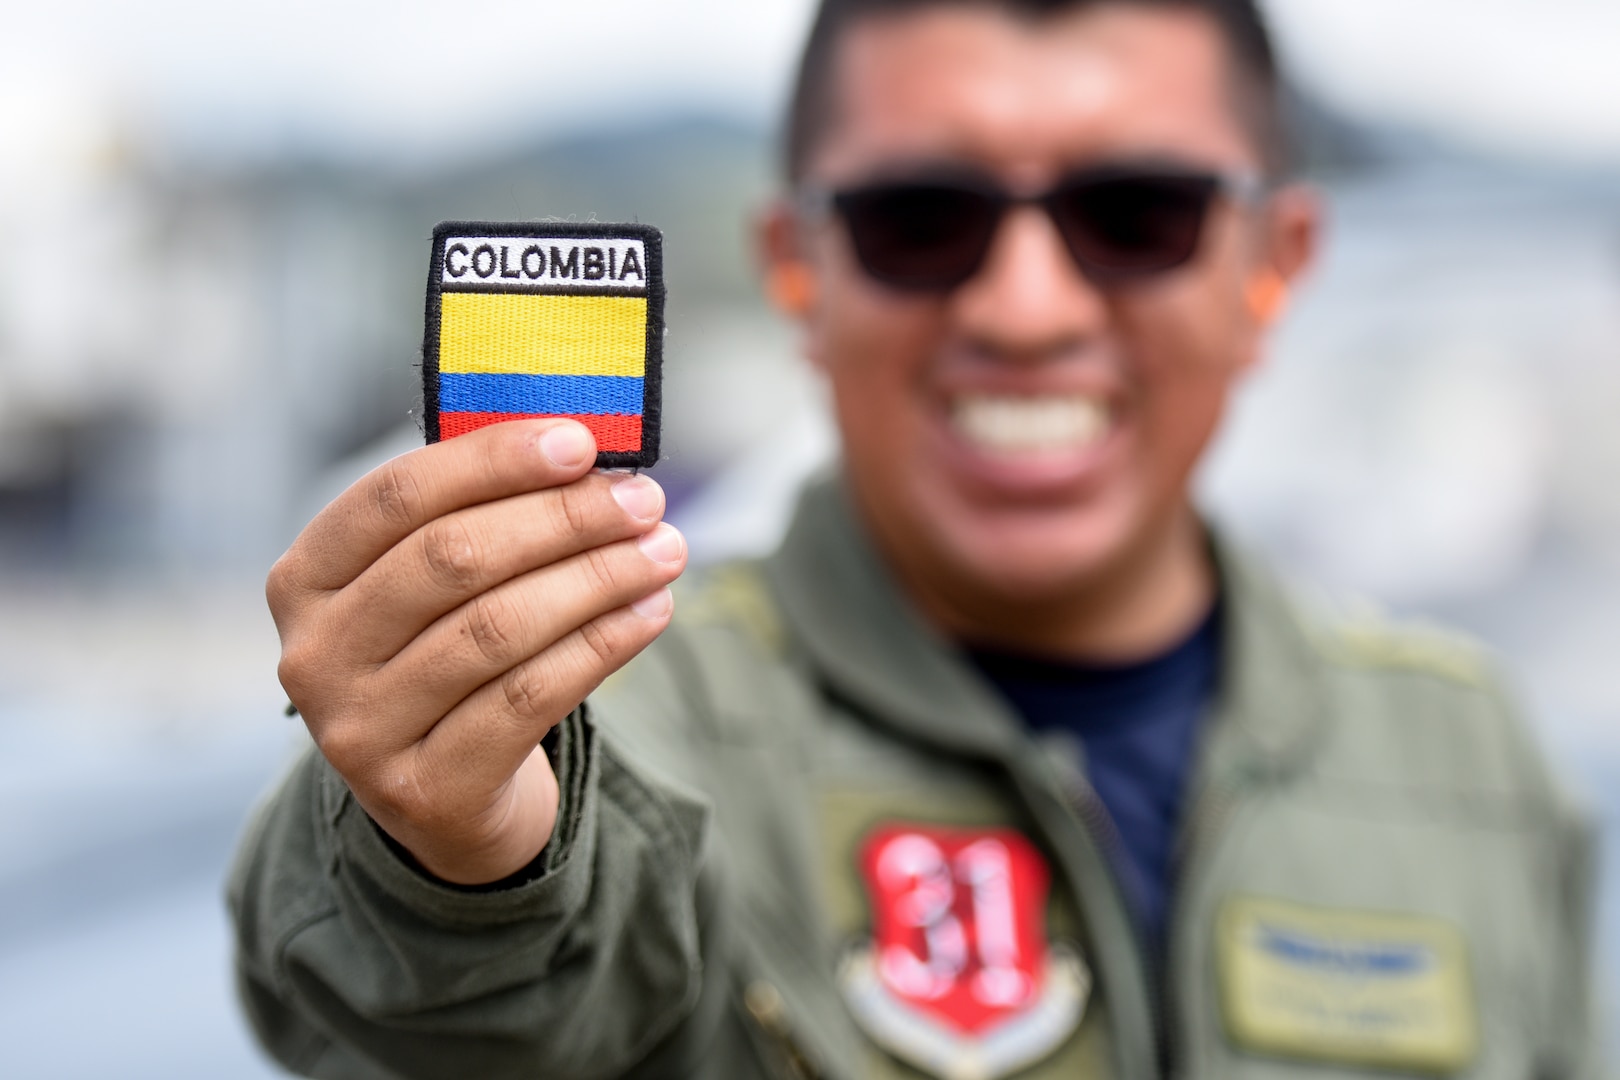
[967,602,1222,946]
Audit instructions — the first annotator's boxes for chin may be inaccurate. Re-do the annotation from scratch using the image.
[932,499,1139,608]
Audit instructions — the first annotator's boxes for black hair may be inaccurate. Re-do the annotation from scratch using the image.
[783,0,1287,180]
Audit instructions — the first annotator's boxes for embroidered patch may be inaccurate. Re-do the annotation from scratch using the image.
[1217,895,1478,1072]
[421,222,664,468]
[840,824,1090,1080]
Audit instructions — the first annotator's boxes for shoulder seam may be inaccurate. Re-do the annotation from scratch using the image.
[673,559,786,655]
[1304,611,1496,689]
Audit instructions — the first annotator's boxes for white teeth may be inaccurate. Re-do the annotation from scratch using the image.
[952,395,1109,454]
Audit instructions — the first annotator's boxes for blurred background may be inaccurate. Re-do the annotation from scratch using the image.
[1,1,1617,1074]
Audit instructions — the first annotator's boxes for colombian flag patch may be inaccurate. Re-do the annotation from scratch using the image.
[422,221,664,468]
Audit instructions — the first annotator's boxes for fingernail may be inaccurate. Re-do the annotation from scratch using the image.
[636,523,685,564]
[611,475,664,521]
[630,587,673,619]
[539,423,591,467]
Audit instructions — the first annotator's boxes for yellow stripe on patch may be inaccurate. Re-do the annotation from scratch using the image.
[439,293,647,377]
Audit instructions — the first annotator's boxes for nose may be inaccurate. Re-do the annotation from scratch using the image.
[950,204,1110,362]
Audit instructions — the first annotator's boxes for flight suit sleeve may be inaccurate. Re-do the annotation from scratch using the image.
[227,703,714,1080]
[1488,673,1611,1080]
[1476,671,1609,1079]
[1550,792,1608,1080]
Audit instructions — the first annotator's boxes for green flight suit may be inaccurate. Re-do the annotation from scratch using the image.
[230,477,1603,1079]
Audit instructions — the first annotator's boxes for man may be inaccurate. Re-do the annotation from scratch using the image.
[230,0,1602,1076]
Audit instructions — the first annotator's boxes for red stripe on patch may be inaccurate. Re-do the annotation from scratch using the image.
[439,412,643,451]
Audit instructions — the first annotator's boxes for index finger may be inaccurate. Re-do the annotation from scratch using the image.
[287,418,597,594]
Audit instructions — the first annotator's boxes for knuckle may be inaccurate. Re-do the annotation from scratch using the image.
[499,663,554,723]
[550,482,594,539]
[462,591,520,664]
[365,763,438,826]
[481,430,523,489]
[264,556,293,612]
[370,460,425,530]
[266,548,319,618]
[420,517,484,592]
[275,654,305,701]
[578,545,624,598]
[310,715,365,771]
[276,635,320,698]
[576,617,622,668]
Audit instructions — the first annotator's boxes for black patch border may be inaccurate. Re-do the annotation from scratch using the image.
[423,220,665,469]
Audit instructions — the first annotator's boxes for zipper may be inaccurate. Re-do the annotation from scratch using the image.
[1055,769,1171,1078]
[1056,754,1246,1079]
[1004,746,1161,1077]
[1159,780,1240,1079]
[742,979,823,1080]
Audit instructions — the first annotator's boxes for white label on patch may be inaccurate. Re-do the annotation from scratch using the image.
[440,236,648,291]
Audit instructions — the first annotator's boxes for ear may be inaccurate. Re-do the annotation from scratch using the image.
[755,199,819,320]
[1245,182,1322,326]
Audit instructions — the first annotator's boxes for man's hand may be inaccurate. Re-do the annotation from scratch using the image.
[267,419,686,885]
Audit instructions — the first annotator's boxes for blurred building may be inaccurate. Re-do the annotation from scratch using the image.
[3,81,1619,750]
[0,107,789,579]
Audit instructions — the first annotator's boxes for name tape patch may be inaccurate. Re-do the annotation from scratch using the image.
[422,221,664,468]
[1217,895,1478,1072]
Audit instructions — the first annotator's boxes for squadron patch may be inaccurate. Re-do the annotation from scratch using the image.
[840,824,1090,1080]
[1217,895,1478,1072]
[422,221,664,468]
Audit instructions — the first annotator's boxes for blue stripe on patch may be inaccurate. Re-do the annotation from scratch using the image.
[438,373,645,416]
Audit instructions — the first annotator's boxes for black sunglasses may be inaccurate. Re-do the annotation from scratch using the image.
[800,165,1266,291]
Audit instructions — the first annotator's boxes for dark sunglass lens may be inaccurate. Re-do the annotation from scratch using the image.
[834,183,1000,289]
[1052,174,1218,277]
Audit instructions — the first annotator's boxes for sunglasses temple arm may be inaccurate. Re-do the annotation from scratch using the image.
[1224,172,1274,206]
[793,188,835,223]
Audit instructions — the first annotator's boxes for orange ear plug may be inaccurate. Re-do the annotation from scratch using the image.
[767,262,817,316]
[1245,268,1289,325]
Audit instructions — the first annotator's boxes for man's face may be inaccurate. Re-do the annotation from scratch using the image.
[779,3,1313,627]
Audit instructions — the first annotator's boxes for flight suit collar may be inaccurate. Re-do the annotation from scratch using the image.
[764,473,1330,785]
[764,473,1029,763]
[1197,531,1332,791]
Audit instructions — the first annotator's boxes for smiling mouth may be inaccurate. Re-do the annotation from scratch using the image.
[950,394,1112,455]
